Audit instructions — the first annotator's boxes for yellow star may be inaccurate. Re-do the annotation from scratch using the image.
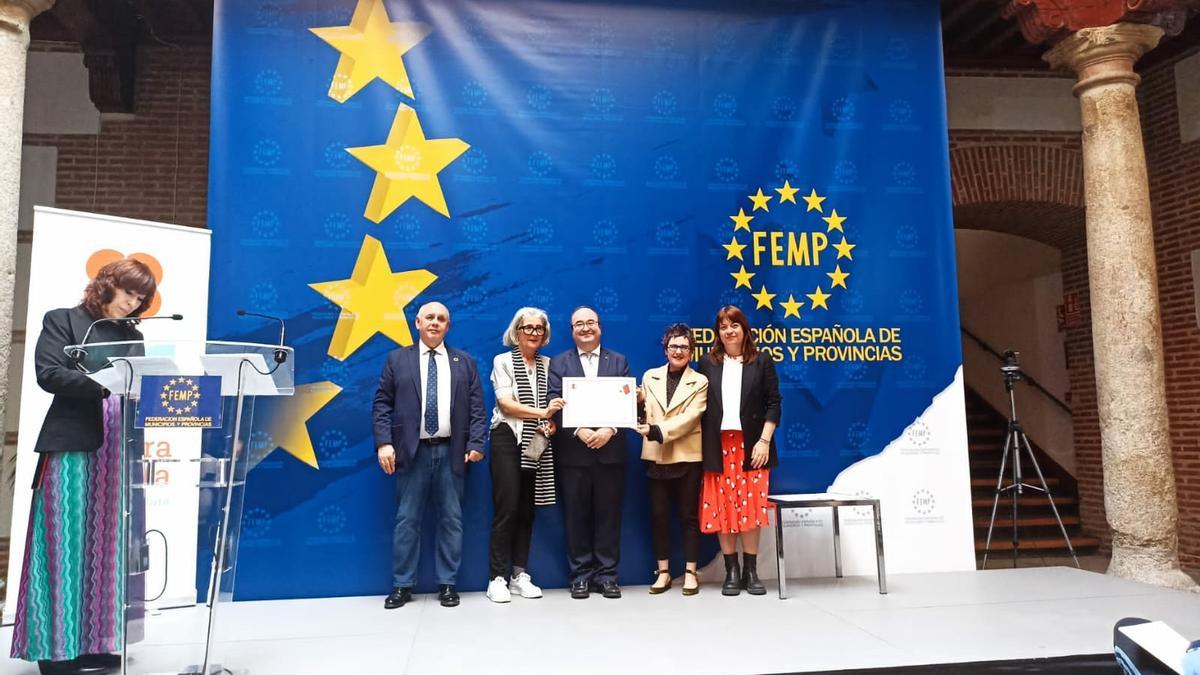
[780,295,804,319]
[731,265,755,289]
[775,180,799,204]
[751,285,776,310]
[166,406,176,414]
[347,105,470,221]
[833,237,856,260]
[730,208,753,232]
[822,209,847,233]
[309,0,432,102]
[191,384,200,391]
[255,382,344,469]
[723,236,747,261]
[749,188,772,212]
[827,265,850,289]
[807,286,832,310]
[803,189,826,213]
[309,235,437,361]
[160,392,168,400]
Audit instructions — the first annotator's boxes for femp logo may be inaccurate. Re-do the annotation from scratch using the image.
[460,81,489,109]
[896,224,919,250]
[903,354,928,382]
[253,139,281,167]
[525,285,555,310]
[831,96,856,124]
[592,219,620,248]
[712,93,738,120]
[842,289,866,315]
[529,218,554,245]
[774,159,799,183]
[243,507,273,539]
[655,219,681,248]
[591,87,616,115]
[845,421,871,454]
[906,487,944,524]
[593,286,620,315]
[317,429,348,463]
[654,155,679,182]
[393,213,422,242]
[656,287,683,316]
[906,420,932,448]
[591,153,617,181]
[886,37,911,62]
[460,216,489,243]
[783,424,815,458]
[899,289,924,315]
[527,151,553,177]
[316,505,348,535]
[254,69,283,97]
[251,211,280,239]
[320,359,350,384]
[892,161,916,187]
[526,84,553,113]
[713,157,740,184]
[772,96,797,123]
[322,212,353,241]
[248,282,279,314]
[889,99,914,125]
[323,142,351,170]
[833,160,858,186]
[652,90,678,117]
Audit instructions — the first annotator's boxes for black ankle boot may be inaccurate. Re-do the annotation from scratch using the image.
[722,553,741,596]
[741,553,766,595]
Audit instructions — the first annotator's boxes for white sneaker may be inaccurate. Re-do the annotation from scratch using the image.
[509,572,543,599]
[486,576,511,603]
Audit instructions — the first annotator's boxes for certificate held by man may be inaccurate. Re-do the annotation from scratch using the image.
[562,376,638,429]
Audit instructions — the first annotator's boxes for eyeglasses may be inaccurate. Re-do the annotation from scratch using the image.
[571,319,599,330]
[665,345,691,353]
[517,324,546,336]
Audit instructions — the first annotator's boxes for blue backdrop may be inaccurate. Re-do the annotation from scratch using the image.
[208,0,961,599]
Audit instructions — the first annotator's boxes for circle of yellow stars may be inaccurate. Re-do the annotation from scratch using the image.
[161,377,201,415]
[722,180,855,320]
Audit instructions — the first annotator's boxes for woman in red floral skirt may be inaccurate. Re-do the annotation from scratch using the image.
[698,305,782,595]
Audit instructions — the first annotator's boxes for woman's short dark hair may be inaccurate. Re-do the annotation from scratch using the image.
[660,323,693,351]
[81,258,158,319]
[709,305,759,364]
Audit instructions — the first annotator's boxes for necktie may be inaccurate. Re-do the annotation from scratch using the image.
[424,349,439,436]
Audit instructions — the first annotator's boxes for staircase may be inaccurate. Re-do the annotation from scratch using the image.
[965,388,1099,562]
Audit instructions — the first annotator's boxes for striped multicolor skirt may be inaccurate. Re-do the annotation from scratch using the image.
[10,397,125,662]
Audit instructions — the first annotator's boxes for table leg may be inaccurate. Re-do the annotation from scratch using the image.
[833,505,843,579]
[775,505,787,599]
[873,501,887,594]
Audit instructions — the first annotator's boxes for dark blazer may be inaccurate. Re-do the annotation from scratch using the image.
[34,305,143,454]
[372,343,486,477]
[547,347,630,466]
[699,353,783,473]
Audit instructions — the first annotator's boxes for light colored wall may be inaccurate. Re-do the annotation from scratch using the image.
[956,230,1075,473]
[945,76,1079,132]
[23,52,99,135]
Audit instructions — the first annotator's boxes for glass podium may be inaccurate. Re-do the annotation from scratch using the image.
[65,340,294,675]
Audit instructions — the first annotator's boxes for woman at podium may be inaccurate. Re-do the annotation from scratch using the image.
[10,258,157,675]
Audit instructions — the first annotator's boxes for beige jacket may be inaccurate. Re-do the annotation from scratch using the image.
[639,364,708,464]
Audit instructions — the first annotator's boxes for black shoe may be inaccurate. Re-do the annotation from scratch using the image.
[570,580,590,599]
[722,563,742,596]
[384,586,412,609]
[437,584,460,607]
[741,568,766,595]
[598,580,621,598]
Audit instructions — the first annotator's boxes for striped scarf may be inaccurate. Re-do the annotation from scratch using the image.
[511,347,556,506]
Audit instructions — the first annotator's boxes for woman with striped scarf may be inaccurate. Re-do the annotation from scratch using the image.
[485,307,565,603]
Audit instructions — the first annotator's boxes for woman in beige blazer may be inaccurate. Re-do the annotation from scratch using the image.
[636,323,708,595]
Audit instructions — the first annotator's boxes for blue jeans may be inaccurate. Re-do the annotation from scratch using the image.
[392,439,464,588]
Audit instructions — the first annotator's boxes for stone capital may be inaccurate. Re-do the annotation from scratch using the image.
[1044,23,1164,95]
[0,0,55,33]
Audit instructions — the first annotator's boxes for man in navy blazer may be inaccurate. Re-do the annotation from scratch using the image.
[372,301,485,609]
[548,306,631,599]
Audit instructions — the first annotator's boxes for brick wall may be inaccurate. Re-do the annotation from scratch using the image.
[1141,46,1200,571]
[23,42,211,229]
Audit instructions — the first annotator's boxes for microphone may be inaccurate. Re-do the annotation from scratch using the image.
[71,314,184,365]
[236,309,288,364]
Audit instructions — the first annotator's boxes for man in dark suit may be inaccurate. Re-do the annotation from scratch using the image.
[372,301,485,609]
[548,306,630,599]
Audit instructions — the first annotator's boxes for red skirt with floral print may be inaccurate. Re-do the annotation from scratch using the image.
[700,430,771,534]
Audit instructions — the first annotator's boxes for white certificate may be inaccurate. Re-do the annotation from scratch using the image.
[561,376,637,429]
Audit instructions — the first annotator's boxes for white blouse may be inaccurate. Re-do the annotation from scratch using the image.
[719,356,743,431]
[490,351,550,439]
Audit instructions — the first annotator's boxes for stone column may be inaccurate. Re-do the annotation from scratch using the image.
[1046,23,1197,591]
[0,0,53,464]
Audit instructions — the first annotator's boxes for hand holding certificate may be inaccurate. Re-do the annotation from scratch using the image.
[561,376,637,429]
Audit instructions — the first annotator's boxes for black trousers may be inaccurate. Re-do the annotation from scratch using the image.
[559,462,625,585]
[488,425,536,580]
[647,462,702,563]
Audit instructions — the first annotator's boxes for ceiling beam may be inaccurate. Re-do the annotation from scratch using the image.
[48,0,138,113]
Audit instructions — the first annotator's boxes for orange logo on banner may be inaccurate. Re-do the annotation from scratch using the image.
[86,249,165,317]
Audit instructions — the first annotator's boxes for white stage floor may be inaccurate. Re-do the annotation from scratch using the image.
[2,567,1198,674]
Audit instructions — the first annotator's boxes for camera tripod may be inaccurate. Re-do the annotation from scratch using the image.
[981,368,1080,569]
